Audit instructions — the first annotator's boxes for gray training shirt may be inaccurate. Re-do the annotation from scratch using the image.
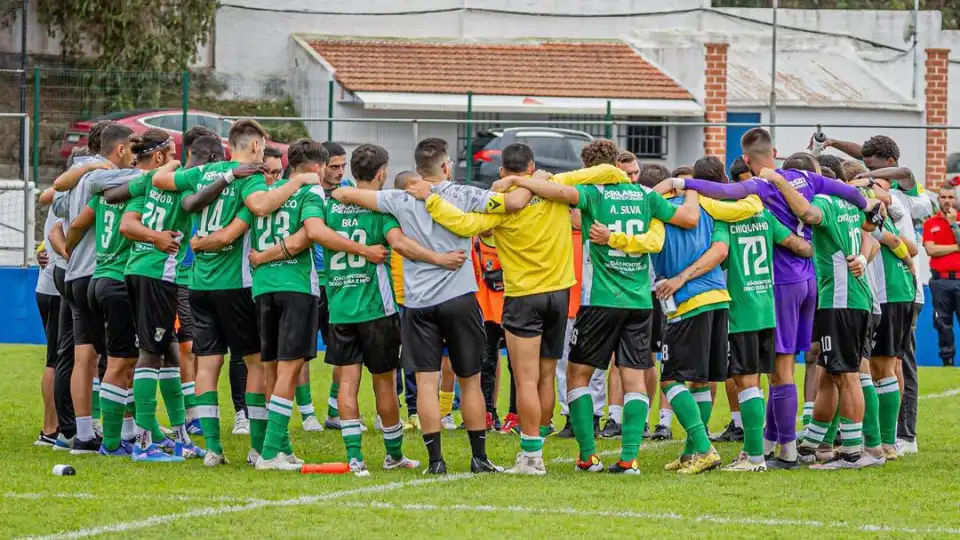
[376,181,495,309]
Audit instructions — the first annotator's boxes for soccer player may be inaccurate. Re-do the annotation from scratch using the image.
[765,167,878,469]
[151,120,296,466]
[66,129,173,456]
[509,155,699,474]
[54,124,139,454]
[406,139,631,475]
[677,128,869,469]
[320,144,467,474]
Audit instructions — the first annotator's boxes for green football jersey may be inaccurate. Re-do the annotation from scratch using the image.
[873,219,916,305]
[247,177,323,298]
[174,161,261,290]
[574,184,677,309]
[323,199,400,324]
[124,171,193,283]
[90,174,146,281]
[810,195,872,311]
[723,209,791,333]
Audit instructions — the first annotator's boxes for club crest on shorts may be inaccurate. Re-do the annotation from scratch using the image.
[154,327,166,342]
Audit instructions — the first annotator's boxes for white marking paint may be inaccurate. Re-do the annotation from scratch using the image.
[332,501,960,535]
[920,387,960,400]
[3,492,262,504]
[20,474,473,540]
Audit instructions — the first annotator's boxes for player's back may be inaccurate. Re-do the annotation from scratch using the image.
[810,194,871,311]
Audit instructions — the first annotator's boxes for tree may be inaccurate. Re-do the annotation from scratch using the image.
[712,0,957,30]
[35,0,216,71]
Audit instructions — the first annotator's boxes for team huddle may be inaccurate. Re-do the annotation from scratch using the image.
[31,117,927,476]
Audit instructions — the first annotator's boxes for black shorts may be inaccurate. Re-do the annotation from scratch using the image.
[93,278,138,359]
[190,288,261,358]
[501,289,570,360]
[815,308,869,374]
[256,292,318,362]
[651,291,663,353]
[871,302,913,359]
[316,285,330,346]
[569,306,653,371]
[125,275,178,355]
[860,313,882,360]
[401,293,485,377]
[660,308,729,383]
[66,276,104,351]
[36,292,61,368]
[326,314,401,375]
[728,328,775,376]
[176,286,194,343]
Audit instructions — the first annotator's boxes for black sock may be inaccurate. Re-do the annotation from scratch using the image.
[423,431,443,464]
[468,429,487,460]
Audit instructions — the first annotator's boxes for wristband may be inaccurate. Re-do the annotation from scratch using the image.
[224,170,236,184]
[870,228,883,241]
[280,237,292,259]
[673,177,685,191]
[892,241,910,260]
[855,254,868,268]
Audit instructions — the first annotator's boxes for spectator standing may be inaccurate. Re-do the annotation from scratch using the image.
[922,184,960,367]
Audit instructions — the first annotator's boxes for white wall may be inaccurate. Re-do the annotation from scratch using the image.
[729,105,926,176]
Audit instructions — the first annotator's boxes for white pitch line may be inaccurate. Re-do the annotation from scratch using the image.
[920,387,960,400]
[4,492,264,504]
[550,440,681,464]
[332,501,960,536]
[19,473,474,540]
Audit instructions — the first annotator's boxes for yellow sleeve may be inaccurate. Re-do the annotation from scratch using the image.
[552,164,628,186]
[425,194,506,237]
[699,194,763,223]
[607,219,666,255]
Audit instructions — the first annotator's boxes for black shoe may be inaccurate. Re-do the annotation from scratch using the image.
[34,431,58,448]
[710,420,744,443]
[642,423,652,439]
[593,416,601,438]
[764,451,775,462]
[833,432,842,448]
[600,419,622,439]
[492,412,502,432]
[765,457,800,470]
[556,416,575,439]
[70,436,102,455]
[651,424,672,441]
[424,460,447,475]
[470,456,503,473]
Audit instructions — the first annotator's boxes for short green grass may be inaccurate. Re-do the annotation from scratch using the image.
[3,344,960,539]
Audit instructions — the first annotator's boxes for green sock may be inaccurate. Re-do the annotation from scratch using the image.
[568,389,596,461]
[539,425,552,438]
[738,387,766,458]
[196,391,222,455]
[158,368,186,428]
[803,417,831,446]
[683,386,713,455]
[519,433,544,457]
[99,382,127,451]
[860,374,881,448]
[125,390,136,418]
[262,395,293,461]
[876,376,901,445]
[182,381,196,420]
[822,409,841,447]
[665,383,711,455]
[801,401,814,431]
[295,383,316,419]
[91,378,101,421]
[620,392,649,463]
[342,418,364,462]
[247,392,267,454]
[132,368,159,438]
[327,383,339,418]
[383,421,404,460]
[282,431,293,455]
[839,417,863,452]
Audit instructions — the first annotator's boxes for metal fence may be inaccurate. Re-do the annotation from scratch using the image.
[5,66,960,266]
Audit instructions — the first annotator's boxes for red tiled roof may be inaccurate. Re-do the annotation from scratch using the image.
[306,38,693,100]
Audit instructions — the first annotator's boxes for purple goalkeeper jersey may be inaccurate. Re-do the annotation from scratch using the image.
[684,169,867,285]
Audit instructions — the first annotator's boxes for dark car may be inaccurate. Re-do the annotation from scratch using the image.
[455,127,593,188]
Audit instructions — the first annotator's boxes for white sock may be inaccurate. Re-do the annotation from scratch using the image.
[780,440,798,461]
[609,405,623,424]
[658,408,673,426]
[763,438,777,455]
[76,416,93,441]
[174,424,191,444]
[731,411,743,429]
[121,417,136,440]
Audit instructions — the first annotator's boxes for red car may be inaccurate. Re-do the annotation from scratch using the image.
[59,109,289,165]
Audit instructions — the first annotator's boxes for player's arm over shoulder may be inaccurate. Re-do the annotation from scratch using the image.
[769,211,812,257]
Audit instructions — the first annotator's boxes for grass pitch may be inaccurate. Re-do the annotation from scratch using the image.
[3,344,960,539]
